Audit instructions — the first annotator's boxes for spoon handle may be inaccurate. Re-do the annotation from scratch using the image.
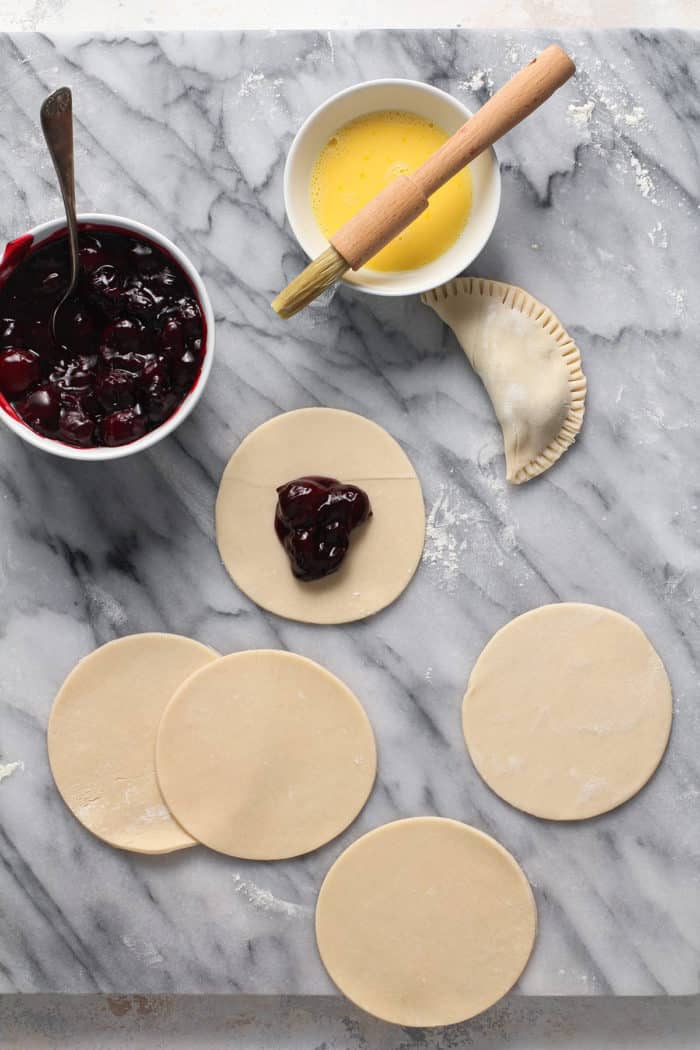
[40,87,79,292]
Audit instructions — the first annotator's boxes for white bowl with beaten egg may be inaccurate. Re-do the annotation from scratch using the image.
[284,79,502,299]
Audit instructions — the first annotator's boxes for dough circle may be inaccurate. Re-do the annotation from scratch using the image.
[215,408,425,624]
[48,634,219,854]
[462,603,673,820]
[156,650,377,859]
[315,817,537,1027]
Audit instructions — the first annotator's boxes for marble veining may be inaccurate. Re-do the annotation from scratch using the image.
[0,29,698,996]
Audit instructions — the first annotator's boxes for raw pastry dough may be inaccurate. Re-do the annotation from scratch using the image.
[156,650,376,859]
[422,278,586,483]
[315,817,537,1027]
[463,604,672,820]
[215,408,425,624]
[48,634,218,854]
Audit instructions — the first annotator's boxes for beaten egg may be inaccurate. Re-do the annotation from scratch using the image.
[310,109,472,273]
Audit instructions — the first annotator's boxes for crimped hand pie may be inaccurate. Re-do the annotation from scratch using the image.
[423,278,586,483]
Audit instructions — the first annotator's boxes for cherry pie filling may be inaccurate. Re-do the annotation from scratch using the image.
[0,226,206,448]
[275,475,372,581]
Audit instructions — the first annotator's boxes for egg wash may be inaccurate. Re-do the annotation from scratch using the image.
[310,109,473,273]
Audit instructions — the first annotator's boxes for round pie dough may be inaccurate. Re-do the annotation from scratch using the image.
[215,408,425,624]
[156,650,377,859]
[48,634,219,854]
[463,603,673,820]
[315,817,537,1027]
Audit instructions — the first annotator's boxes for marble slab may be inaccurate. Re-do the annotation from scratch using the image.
[0,28,698,997]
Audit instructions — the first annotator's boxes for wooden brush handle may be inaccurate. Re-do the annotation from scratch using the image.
[331,45,574,271]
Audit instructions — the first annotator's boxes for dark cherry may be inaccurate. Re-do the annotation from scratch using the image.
[0,318,24,345]
[100,407,147,447]
[158,317,185,355]
[149,267,178,294]
[95,370,136,411]
[59,409,95,447]
[0,348,41,396]
[76,353,99,372]
[109,351,146,377]
[171,347,199,390]
[163,296,202,336]
[101,317,145,354]
[275,476,372,581]
[141,355,169,387]
[50,361,95,398]
[146,388,179,425]
[87,264,122,313]
[78,235,108,273]
[140,352,178,423]
[128,240,158,273]
[55,302,97,351]
[61,389,100,418]
[0,226,205,448]
[16,385,60,432]
[27,320,55,360]
[121,281,161,321]
[174,296,201,337]
[40,271,64,297]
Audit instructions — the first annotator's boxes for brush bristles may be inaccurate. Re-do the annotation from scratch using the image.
[272,246,349,319]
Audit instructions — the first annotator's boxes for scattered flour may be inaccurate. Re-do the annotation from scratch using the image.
[0,760,23,783]
[78,798,101,820]
[423,483,473,591]
[137,805,170,824]
[459,68,494,94]
[666,287,687,318]
[629,154,655,201]
[567,100,595,128]
[121,935,165,967]
[84,582,128,629]
[647,220,668,248]
[563,70,659,204]
[232,874,311,918]
[238,70,265,97]
[578,777,609,804]
[424,474,517,593]
[622,105,646,126]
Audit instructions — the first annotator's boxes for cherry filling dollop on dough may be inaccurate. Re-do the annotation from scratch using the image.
[274,475,372,581]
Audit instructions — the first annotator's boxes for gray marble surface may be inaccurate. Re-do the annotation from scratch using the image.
[4,993,700,1048]
[0,29,698,1001]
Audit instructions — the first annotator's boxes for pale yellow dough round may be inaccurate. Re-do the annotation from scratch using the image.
[315,817,537,1027]
[215,408,425,624]
[463,603,673,821]
[156,650,377,859]
[48,634,219,854]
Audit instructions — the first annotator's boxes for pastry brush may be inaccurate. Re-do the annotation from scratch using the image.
[272,45,574,319]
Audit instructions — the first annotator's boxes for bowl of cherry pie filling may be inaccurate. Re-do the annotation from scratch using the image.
[0,213,214,460]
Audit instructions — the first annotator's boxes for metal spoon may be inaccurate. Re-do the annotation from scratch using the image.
[40,86,79,343]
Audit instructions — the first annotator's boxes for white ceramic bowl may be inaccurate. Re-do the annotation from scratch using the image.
[0,212,215,461]
[284,79,502,298]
